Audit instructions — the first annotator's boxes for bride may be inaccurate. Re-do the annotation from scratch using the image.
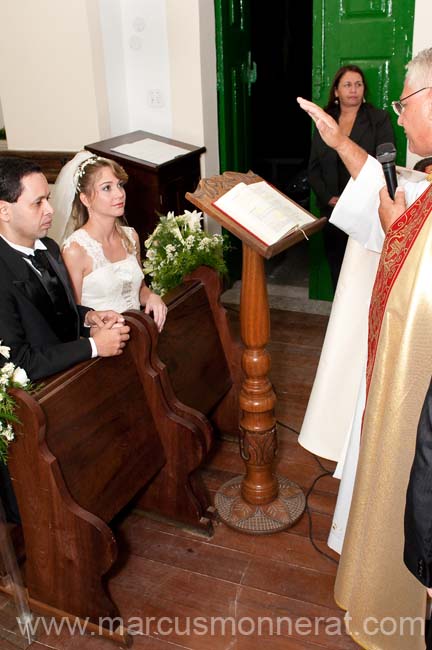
[55,152,167,331]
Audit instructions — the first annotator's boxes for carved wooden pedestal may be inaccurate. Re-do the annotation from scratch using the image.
[214,245,305,533]
[187,171,326,534]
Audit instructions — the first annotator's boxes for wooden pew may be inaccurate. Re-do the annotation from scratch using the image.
[0,150,76,183]
[136,266,243,525]
[159,265,242,437]
[5,267,241,642]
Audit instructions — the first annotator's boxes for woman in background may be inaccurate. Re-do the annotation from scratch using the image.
[308,64,394,290]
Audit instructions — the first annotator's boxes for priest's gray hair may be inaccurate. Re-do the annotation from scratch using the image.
[405,48,432,89]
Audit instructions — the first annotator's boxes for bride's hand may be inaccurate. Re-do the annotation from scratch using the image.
[144,293,168,332]
[87,310,125,329]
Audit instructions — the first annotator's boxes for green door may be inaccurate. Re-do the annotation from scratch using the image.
[310,0,415,300]
[214,0,255,173]
[214,0,256,281]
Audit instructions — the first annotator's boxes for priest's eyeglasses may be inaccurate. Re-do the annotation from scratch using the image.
[392,87,432,116]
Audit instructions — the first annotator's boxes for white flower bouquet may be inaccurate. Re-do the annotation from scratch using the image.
[143,210,228,295]
[0,343,32,463]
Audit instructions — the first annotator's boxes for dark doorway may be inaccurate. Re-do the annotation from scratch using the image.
[250,0,313,287]
[250,1,312,192]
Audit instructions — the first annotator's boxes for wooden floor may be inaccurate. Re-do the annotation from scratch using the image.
[0,306,360,650]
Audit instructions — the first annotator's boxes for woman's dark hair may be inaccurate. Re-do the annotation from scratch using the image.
[413,156,432,173]
[0,157,42,203]
[325,65,367,111]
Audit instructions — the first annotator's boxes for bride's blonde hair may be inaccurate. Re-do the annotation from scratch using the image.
[70,157,134,253]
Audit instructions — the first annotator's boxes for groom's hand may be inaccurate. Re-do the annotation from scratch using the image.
[92,321,130,357]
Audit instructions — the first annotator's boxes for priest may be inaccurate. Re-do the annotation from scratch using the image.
[297,47,432,650]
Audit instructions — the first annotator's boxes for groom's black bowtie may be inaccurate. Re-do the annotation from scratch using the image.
[18,248,49,267]
[28,249,54,274]
[19,248,68,307]
[20,248,58,285]
[18,247,78,342]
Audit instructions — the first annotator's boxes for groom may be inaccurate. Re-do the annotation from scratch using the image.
[0,156,130,521]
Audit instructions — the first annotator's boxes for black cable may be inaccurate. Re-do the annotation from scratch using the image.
[276,419,301,435]
[304,471,338,565]
[312,453,334,474]
[276,419,334,473]
[276,418,338,564]
[219,305,340,565]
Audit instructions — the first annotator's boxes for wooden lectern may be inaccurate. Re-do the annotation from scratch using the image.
[187,171,326,534]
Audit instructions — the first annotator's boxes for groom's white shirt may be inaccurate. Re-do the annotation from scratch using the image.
[0,234,97,358]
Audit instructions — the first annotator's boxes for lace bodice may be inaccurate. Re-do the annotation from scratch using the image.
[63,227,143,312]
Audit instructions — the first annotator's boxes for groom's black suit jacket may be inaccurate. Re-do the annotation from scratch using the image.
[405,378,432,588]
[0,235,93,381]
[0,235,95,523]
[404,380,432,649]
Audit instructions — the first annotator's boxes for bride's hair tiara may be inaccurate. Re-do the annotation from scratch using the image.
[74,156,105,193]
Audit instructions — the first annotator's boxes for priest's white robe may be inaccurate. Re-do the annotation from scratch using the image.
[297,156,429,552]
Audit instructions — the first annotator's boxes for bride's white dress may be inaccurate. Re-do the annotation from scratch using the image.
[62,226,143,312]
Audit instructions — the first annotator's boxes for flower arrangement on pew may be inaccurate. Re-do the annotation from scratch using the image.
[143,210,228,295]
[0,342,32,464]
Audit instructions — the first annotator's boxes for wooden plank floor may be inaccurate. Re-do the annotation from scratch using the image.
[0,306,359,650]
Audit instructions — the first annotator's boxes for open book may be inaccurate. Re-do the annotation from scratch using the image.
[212,180,315,246]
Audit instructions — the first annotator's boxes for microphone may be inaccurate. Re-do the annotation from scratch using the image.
[376,143,397,199]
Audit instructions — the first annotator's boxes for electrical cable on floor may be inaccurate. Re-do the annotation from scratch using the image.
[312,453,334,475]
[276,418,338,565]
[276,419,302,436]
[220,304,339,564]
[305,473,338,565]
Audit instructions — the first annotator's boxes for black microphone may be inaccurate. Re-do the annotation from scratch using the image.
[376,142,397,199]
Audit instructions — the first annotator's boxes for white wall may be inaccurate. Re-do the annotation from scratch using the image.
[101,0,220,228]
[99,0,219,175]
[165,0,220,231]
[98,0,219,227]
[0,0,219,222]
[99,0,173,138]
[98,0,129,137]
[122,0,173,136]
[412,0,431,61]
[0,0,110,150]
[166,0,219,178]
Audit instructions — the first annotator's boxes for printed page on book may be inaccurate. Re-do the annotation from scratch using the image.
[212,181,315,247]
[111,138,190,165]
